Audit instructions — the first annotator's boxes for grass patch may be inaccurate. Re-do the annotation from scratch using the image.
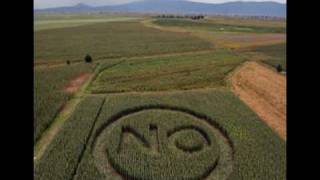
[91,49,245,93]
[35,21,212,62]
[153,19,286,33]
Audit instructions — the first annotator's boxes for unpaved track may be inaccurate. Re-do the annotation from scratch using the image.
[34,68,97,163]
[64,73,92,93]
[230,61,286,140]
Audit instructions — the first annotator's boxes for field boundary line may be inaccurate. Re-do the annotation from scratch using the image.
[34,49,214,69]
[142,19,286,50]
[90,87,229,96]
[70,98,106,180]
[34,64,100,163]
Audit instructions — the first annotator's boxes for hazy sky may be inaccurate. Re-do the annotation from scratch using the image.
[34,0,286,9]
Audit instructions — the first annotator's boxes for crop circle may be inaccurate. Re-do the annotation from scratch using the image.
[92,105,234,180]
[173,129,207,153]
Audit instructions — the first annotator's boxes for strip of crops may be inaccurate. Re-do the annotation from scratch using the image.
[38,89,285,179]
[35,21,212,62]
[34,96,105,180]
[254,43,286,70]
[153,19,286,33]
[34,63,95,143]
[90,49,245,93]
[34,17,142,31]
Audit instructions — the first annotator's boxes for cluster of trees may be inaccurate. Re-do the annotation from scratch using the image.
[66,54,93,65]
[226,15,285,21]
[154,14,205,20]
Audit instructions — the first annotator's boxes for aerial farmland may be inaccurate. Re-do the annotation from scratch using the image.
[34,9,286,180]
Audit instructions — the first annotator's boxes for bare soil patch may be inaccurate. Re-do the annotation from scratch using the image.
[212,33,286,48]
[230,61,286,140]
[219,33,285,42]
[64,73,92,93]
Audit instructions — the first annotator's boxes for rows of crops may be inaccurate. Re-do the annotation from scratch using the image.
[34,16,142,31]
[153,19,286,33]
[34,96,105,180]
[34,63,95,142]
[35,89,286,180]
[205,16,286,28]
[35,21,212,63]
[34,15,286,180]
[91,49,245,93]
[254,43,287,70]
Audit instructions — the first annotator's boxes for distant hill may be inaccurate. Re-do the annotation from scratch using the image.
[35,0,286,17]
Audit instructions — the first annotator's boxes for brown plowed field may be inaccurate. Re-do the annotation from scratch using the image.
[231,61,286,140]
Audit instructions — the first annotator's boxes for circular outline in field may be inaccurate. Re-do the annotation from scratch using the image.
[91,105,235,180]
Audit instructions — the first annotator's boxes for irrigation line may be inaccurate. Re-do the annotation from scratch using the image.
[70,98,106,180]
[34,64,101,163]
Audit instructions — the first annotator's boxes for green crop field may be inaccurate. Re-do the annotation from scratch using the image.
[34,15,142,31]
[153,19,286,33]
[34,14,286,180]
[254,43,287,70]
[35,90,286,180]
[91,49,245,93]
[35,21,212,63]
[34,63,95,142]
[34,18,141,31]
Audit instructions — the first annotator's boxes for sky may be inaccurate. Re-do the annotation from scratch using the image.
[34,0,286,9]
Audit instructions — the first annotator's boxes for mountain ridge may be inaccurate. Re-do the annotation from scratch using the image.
[35,0,286,17]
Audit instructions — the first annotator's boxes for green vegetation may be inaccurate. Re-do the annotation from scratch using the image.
[34,14,142,31]
[36,90,285,179]
[91,49,245,93]
[35,21,212,63]
[174,129,207,152]
[34,14,286,180]
[34,13,140,21]
[206,16,286,28]
[153,19,286,33]
[254,43,286,70]
[277,64,283,72]
[97,109,221,179]
[34,63,95,142]
[34,96,105,180]
[85,54,93,63]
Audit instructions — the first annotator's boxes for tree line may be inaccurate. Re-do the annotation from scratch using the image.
[154,14,205,20]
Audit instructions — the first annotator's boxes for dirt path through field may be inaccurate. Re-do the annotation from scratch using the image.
[230,61,286,140]
[34,67,98,163]
[64,73,92,93]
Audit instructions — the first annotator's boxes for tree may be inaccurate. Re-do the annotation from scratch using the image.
[276,64,283,72]
[85,54,92,63]
[66,60,70,65]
